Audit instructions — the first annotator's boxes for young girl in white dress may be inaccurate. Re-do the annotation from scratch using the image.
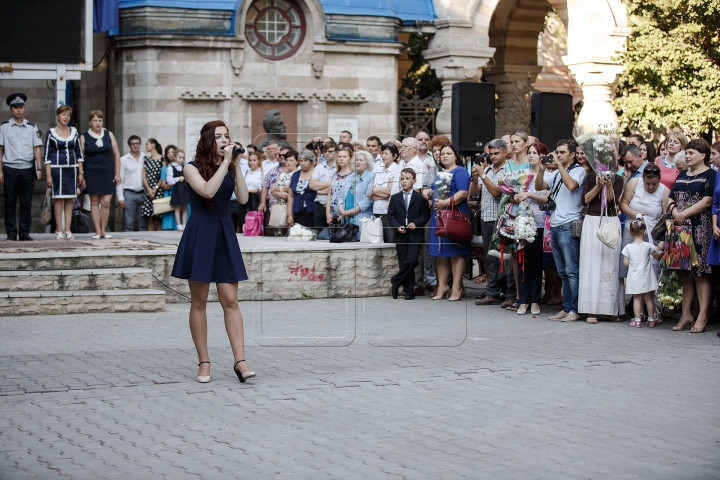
[621,218,665,328]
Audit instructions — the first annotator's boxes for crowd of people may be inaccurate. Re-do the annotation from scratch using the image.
[3,92,720,333]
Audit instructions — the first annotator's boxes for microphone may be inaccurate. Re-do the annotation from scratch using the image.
[232,145,245,154]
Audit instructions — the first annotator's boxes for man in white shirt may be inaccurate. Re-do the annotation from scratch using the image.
[262,141,280,172]
[399,137,427,191]
[535,139,587,322]
[415,131,434,170]
[116,135,147,231]
[309,141,337,229]
[366,135,383,168]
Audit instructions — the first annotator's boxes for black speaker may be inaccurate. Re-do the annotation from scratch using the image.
[530,92,574,151]
[451,82,495,155]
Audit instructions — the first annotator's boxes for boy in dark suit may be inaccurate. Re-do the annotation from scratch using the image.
[388,168,431,299]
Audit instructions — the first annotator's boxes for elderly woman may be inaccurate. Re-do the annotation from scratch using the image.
[425,143,471,301]
[339,149,374,237]
[44,105,84,240]
[664,139,716,333]
[578,155,626,323]
[656,132,688,189]
[287,149,316,229]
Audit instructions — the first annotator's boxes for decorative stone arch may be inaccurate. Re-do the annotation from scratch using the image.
[426,0,629,135]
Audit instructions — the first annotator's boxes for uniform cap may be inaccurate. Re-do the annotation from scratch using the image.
[6,93,27,106]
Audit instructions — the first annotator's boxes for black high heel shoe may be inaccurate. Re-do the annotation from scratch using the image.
[233,360,256,383]
[197,361,211,383]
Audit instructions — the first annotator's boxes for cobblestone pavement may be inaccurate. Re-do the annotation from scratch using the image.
[1,292,719,479]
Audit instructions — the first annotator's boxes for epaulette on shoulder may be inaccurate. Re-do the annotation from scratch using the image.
[0,120,9,126]
[26,121,36,127]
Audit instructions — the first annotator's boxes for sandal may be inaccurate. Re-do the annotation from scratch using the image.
[629,318,642,328]
[65,232,75,240]
[691,318,707,333]
[507,299,520,312]
[586,317,598,324]
[473,274,487,284]
[646,317,656,328]
[55,231,64,240]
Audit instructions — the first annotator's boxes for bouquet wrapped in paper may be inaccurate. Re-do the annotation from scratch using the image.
[661,222,698,270]
[435,171,453,200]
[574,125,619,176]
[514,202,537,244]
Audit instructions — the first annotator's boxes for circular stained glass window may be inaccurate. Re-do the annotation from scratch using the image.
[245,0,306,60]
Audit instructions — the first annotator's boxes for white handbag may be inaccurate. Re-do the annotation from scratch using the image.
[360,216,384,243]
[152,195,173,215]
[267,203,288,228]
[596,192,620,249]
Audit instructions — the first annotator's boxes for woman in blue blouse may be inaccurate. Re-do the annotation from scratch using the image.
[44,105,83,240]
[339,149,375,238]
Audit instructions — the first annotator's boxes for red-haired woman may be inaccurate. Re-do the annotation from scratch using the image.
[170,120,256,384]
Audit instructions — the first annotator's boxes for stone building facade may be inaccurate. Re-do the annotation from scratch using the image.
[0,0,629,232]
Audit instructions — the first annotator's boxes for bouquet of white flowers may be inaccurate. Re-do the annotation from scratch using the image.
[435,171,453,200]
[514,202,537,244]
[575,124,619,175]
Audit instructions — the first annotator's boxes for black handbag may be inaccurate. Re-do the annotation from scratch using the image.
[329,222,359,243]
[71,210,90,234]
[470,209,482,236]
[651,205,673,241]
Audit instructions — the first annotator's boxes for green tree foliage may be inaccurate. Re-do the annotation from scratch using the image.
[399,33,442,99]
[614,0,720,136]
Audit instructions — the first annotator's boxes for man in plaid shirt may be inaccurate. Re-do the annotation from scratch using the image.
[469,139,516,305]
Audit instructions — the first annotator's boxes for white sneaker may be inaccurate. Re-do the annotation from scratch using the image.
[561,312,582,322]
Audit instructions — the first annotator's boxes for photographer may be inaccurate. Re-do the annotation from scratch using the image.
[534,139,586,322]
[305,137,324,163]
[470,139,515,306]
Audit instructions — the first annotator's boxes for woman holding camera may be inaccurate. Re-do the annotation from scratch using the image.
[171,120,255,384]
[578,159,626,323]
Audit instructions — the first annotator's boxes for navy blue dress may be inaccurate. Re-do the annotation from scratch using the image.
[171,161,248,283]
[82,130,115,195]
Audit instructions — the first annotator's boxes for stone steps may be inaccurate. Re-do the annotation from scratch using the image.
[0,267,153,292]
[0,289,166,316]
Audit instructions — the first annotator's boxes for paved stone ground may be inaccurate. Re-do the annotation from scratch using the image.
[1,289,719,479]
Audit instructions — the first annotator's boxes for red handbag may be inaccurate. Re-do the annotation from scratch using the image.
[435,197,473,241]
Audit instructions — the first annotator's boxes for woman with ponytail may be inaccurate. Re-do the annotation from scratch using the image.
[171,120,256,384]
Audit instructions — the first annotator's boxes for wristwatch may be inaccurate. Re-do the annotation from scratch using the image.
[480,174,487,181]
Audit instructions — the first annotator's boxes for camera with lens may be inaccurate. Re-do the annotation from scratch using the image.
[472,152,491,166]
[541,155,555,164]
[305,140,324,151]
[538,199,556,212]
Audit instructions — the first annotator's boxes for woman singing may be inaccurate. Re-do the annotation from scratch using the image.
[170,120,256,383]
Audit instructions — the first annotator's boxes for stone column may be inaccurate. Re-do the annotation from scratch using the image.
[566,64,623,132]
[423,22,495,135]
[484,64,542,137]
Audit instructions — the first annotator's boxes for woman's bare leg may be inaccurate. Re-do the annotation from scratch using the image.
[216,282,253,374]
[53,200,64,232]
[89,194,101,234]
[692,277,712,331]
[63,199,73,233]
[675,277,696,329]
[450,255,465,299]
[188,280,211,376]
[99,194,112,235]
[434,257,450,298]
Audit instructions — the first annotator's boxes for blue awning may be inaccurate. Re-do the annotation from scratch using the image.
[118,0,436,23]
